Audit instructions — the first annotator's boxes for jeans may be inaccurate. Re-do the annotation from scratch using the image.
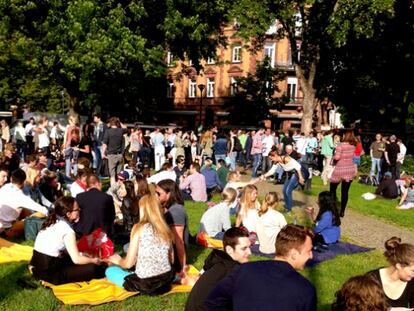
[106,266,133,288]
[251,153,262,178]
[370,157,382,181]
[275,165,284,180]
[93,145,102,171]
[261,156,272,174]
[283,173,299,212]
[229,151,237,171]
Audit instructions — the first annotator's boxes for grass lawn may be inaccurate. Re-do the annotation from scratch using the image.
[0,198,388,311]
[306,177,414,231]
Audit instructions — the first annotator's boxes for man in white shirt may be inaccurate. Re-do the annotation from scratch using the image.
[262,128,275,175]
[147,162,177,184]
[295,132,309,163]
[396,138,407,178]
[0,169,49,234]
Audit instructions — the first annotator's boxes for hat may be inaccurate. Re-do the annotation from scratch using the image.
[384,171,392,178]
[390,135,397,141]
[117,171,130,181]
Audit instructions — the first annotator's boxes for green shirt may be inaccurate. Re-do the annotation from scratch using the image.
[321,135,334,156]
[217,166,229,188]
[238,134,247,149]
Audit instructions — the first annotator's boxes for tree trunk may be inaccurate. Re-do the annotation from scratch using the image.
[300,83,316,134]
[68,93,79,120]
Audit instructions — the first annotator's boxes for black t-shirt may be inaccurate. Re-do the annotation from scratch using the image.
[369,269,414,308]
[78,136,92,160]
[386,142,400,164]
[102,128,128,155]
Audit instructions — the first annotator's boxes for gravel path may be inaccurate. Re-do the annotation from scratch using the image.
[249,179,414,250]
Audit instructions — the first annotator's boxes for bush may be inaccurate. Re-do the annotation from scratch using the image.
[358,155,414,176]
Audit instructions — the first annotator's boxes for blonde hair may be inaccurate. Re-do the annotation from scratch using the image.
[221,187,237,205]
[136,194,173,245]
[26,167,40,188]
[258,192,279,217]
[239,185,259,212]
[201,130,213,145]
[204,158,213,167]
[227,171,240,182]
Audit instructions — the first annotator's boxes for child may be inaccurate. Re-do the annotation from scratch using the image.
[198,187,237,240]
[255,192,287,254]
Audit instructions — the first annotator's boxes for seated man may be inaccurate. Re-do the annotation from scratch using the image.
[201,158,222,199]
[185,227,251,311]
[179,162,207,202]
[74,174,115,238]
[216,159,229,188]
[0,169,49,236]
[375,171,398,199]
[205,225,317,311]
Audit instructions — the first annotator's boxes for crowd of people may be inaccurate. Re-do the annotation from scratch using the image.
[0,114,413,310]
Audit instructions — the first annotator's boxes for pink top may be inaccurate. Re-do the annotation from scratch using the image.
[250,133,263,155]
[330,143,356,183]
[179,172,207,202]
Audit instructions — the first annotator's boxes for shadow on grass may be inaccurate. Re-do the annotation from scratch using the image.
[0,263,32,302]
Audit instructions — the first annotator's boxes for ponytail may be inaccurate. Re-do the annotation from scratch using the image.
[40,196,75,231]
[259,192,278,217]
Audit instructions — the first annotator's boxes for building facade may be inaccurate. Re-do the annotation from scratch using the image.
[165,23,304,129]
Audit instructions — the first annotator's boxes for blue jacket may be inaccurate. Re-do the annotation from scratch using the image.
[314,211,340,244]
[205,261,316,311]
[214,138,228,156]
[201,168,222,189]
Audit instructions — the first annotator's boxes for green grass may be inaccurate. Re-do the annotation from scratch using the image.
[305,177,414,231]
[0,199,387,310]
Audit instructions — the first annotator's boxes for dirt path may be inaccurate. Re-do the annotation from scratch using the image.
[248,179,414,250]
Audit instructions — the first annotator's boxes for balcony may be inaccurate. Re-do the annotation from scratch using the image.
[275,61,295,71]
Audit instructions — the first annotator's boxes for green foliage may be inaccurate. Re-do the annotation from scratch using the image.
[0,0,231,117]
[225,59,288,125]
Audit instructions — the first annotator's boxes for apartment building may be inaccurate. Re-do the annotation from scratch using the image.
[163,23,304,129]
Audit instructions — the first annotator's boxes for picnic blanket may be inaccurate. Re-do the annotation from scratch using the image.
[196,232,223,249]
[43,265,200,305]
[250,242,374,267]
[0,237,33,264]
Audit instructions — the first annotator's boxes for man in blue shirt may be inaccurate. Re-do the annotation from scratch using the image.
[205,225,317,311]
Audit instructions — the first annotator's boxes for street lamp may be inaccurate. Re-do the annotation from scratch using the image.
[198,84,205,129]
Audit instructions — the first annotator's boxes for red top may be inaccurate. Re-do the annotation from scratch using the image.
[354,142,363,156]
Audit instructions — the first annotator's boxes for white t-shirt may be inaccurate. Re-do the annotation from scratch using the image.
[256,209,287,254]
[239,207,258,233]
[70,182,85,198]
[147,170,177,184]
[38,127,50,148]
[262,135,275,156]
[34,220,74,257]
[295,137,309,155]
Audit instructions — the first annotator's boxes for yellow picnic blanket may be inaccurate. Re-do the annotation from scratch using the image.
[44,265,200,305]
[196,232,223,249]
[0,237,33,264]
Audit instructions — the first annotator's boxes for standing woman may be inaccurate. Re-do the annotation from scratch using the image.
[261,150,306,213]
[63,115,80,177]
[129,125,142,162]
[329,130,357,217]
[105,194,174,294]
[30,196,104,285]
[367,237,414,309]
[0,119,10,149]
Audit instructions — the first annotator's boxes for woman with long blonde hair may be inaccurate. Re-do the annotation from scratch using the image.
[235,185,260,233]
[106,194,175,295]
[200,130,213,161]
[256,192,287,254]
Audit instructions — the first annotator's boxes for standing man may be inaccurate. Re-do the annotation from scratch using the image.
[185,228,251,311]
[250,128,264,178]
[261,128,275,175]
[93,114,107,175]
[25,117,36,154]
[205,225,316,311]
[384,135,400,180]
[102,117,128,186]
[152,128,165,171]
[370,133,385,182]
[396,138,407,178]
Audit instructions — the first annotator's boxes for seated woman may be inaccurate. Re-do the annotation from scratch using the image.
[30,196,104,285]
[235,185,260,234]
[332,274,388,311]
[198,187,237,240]
[255,192,287,254]
[306,191,341,248]
[367,237,414,309]
[105,194,175,295]
[396,180,414,210]
[375,171,398,199]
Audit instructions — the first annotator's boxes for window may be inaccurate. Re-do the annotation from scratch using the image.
[207,78,215,98]
[167,82,174,98]
[287,77,298,100]
[232,45,241,63]
[188,80,196,98]
[230,77,238,96]
[167,51,175,67]
[264,43,276,68]
[207,57,215,65]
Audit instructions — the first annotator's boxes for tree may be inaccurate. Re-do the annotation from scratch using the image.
[225,58,287,125]
[230,0,394,132]
[0,0,230,118]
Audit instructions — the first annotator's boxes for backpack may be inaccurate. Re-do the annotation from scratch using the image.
[233,136,243,152]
